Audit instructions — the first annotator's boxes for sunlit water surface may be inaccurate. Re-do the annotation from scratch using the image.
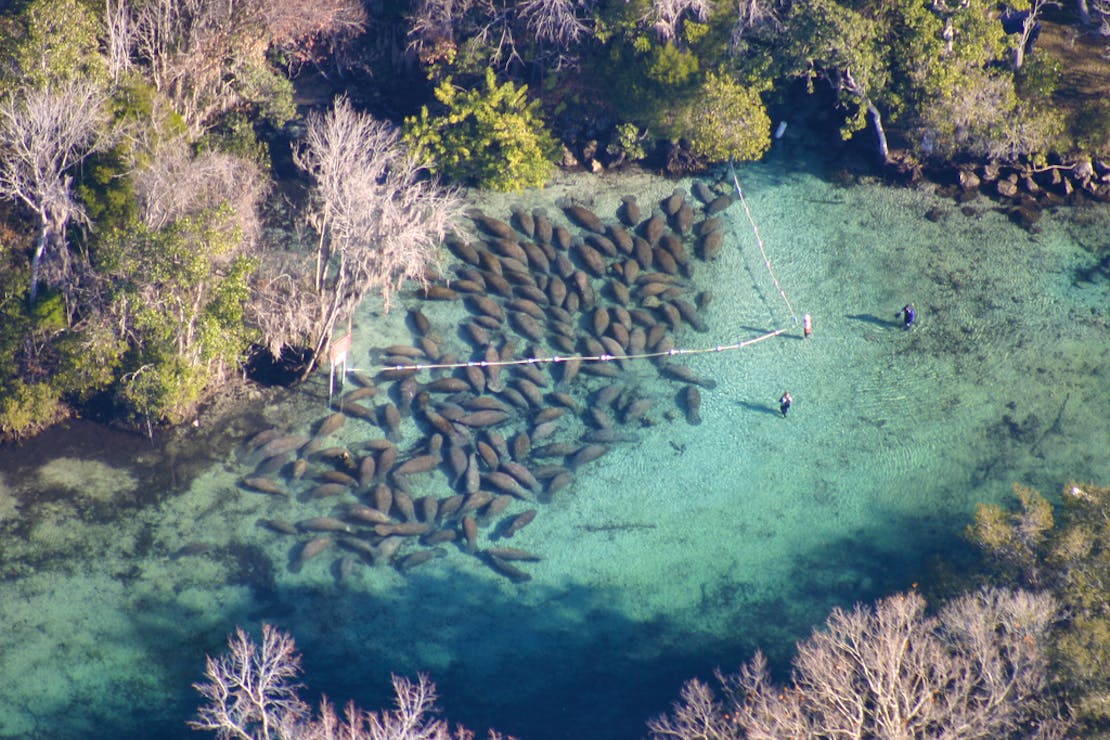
[0,142,1106,739]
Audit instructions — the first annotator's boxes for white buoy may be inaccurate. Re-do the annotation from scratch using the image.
[803,313,812,338]
[774,121,788,139]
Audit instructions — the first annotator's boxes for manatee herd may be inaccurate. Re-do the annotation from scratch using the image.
[236,182,737,584]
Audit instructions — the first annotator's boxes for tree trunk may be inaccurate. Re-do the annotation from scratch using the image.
[1077,0,1091,26]
[29,218,50,304]
[867,102,890,164]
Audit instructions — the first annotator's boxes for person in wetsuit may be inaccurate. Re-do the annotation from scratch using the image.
[899,304,916,329]
[779,391,793,417]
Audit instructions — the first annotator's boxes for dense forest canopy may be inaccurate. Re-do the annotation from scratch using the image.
[0,0,1107,438]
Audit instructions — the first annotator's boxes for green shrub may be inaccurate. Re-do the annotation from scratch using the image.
[404,68,559,191]
[0,378,66,439]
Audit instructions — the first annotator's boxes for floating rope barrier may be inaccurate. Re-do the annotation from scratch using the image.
[728,160,800,325]
[346,328,788,377]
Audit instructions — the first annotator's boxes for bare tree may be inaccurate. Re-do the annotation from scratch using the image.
[191,624,510,739]
[190,624,310,740]
[254,97,460,378]
[647,0,715,42]
[103,0,136,84]
[649,588,1069,740]
[129,0,366,134]
[134,139,266,242]
[0,81,110,303]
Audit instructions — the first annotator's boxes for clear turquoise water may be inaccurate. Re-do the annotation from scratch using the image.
[0,142,1106,739]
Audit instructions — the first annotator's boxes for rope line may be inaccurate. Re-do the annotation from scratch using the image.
[348,328,788,376]
[728,161,799,325]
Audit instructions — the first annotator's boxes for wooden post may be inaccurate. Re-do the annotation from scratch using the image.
[328,332,353,405]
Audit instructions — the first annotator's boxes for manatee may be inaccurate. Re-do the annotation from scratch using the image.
[513,361,549,387]
[585,233,618,258]
[653,247,679,275]
[255,435,309,463]
[705,194,735,215]
[662,188,685,216]
[481,552,532,582]
[695,216,722,236]
[240,475,288,496]
[373,521,431,537]
[419,285,459,301]
[673,202,695,234]
[470,210,516,239]
[343,385,377,403]
[485,547,543,562]
[562,203,606,233]
[674,299,708,332]
[658,362,718,390]
[462,515,480,553]
[298,536,334,565]
[310,482,352,500]
[573,242,607,277]
[395,549,445,572]
[622,398,654,424]
[261,518,299,535]
[489,237,529,265]
[511,207,535,237]
[423,377,470,394]
[438,493,465,521]
[633,237,654,269]
[244,428,282,453]
[371,483,394,515]
[379,403,403,441]
[502,509,537,538]
[568,443,609,469]
[346,504,394,526]
[392,489,417,521]
[468,295,505,322]
[692,180,714,204]
[484,471,536,502]
[458,410,511,427]
[418,495,439,523]
[501,461,540,493]
[421,528,458,546]
[640,211,666,245]
[618,195,641,226]
[545,471,575,497]
[681,385,702,425]
[532,209,554,244]
[299,517,352,534]
[553,225,574,250]
[392,454,441,476]
[699,230,724,260]
[607,224,634,255]
[510,312,545,342]
[530,419,561,442]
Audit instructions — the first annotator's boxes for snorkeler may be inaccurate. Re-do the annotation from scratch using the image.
[898,304,916,329]
[779,391,792,417]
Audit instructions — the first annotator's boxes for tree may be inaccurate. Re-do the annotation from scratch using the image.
[970,481,1110,732]
[673,70,770,162]
[782,0,892,161]
[403,67,558,190]
[191,623,509,739]
[649,587,1069,739]
[0,81,111,303]
[128,0,366,134]
[259,97,460,380]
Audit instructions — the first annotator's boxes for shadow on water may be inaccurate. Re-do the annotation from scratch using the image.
[846,313,903,329]
[19,501,951,740]
[736,400,783,417]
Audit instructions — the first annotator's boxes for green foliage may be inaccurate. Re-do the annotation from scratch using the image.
[1072,100,1110,156]
[100,206,256,422]
[0,378,65,439]
[404,68,558,191]
[674,71,771,162]
[646,43,700,87]
[969,481,1110,732]
[236,62,297,130]
[197,111,271,170]
[51,322,126,401]
[607,122,649,163]
[0,0,106,92]
[1016,52,1062,103]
